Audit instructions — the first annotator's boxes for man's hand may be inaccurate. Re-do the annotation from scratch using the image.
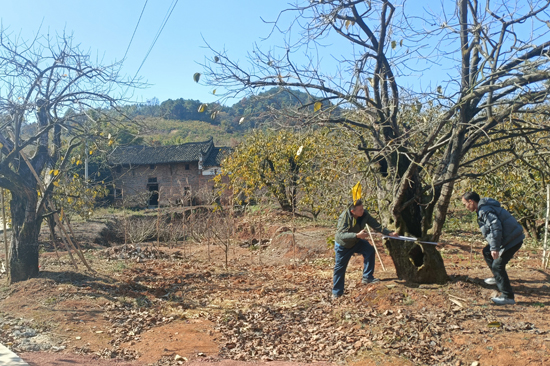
[388,231,398,237]
[491,250,499,260]
[356,230,369,240]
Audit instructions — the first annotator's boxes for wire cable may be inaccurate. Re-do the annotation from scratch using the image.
[123,0,148,61]
[132,0,179,81]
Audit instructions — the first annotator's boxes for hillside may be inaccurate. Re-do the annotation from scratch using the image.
[135,117,244,147]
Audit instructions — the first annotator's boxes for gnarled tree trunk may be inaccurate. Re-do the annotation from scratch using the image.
[385,240,448,284]
[8,192,43,283]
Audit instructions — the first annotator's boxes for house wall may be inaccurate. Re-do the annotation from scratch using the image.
[112,162,217,207]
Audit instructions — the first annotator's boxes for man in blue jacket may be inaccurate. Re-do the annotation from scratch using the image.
[332,199,396,298]
[461,192,524,305]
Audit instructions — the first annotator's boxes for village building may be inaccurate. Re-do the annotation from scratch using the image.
[108,138,230,207]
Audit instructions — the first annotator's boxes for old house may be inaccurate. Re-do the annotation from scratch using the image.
[109,138,230,207]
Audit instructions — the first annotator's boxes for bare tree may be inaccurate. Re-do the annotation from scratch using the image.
[0,31,141,283]
[202,0,550,283]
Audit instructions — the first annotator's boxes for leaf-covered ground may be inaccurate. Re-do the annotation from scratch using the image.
[0,217,549,366]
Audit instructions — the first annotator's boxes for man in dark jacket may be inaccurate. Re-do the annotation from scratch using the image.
[332,199,396,298]
[461,192,524,305]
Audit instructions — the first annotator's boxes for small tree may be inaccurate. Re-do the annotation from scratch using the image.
[216,128,366,218]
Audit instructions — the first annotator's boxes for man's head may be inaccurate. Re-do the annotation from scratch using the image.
[461,191,480,212]
[350,199,364,218]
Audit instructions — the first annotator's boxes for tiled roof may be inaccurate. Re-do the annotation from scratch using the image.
[109,139,215,165]
[204,147,232,167]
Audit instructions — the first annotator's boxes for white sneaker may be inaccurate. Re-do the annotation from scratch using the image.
[491,296,515,305]
[484,277,496,285]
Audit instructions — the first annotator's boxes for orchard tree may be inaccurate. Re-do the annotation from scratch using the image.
[0,32,139,283]
[460,114,550,239]
[202,0,550,283]
[215,128,365,219]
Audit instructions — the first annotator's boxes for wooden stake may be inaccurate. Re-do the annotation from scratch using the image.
[1,193,8,275]
[156,187,161,248]
[51,208,92,271]
[364,225,387,271]
[1,151,9,276]
[543,184,550,269]
[47,216,62,265]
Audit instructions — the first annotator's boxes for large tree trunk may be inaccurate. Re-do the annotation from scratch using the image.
[380,162,448,284]
[8,192,42,283]
[385,239,448,284]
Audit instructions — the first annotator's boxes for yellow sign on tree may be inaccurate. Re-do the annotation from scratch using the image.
[352,181,362,205]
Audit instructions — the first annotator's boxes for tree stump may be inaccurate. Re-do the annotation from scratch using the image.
[385,239,448,284]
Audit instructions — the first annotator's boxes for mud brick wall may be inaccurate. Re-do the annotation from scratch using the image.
[112,162,216,206]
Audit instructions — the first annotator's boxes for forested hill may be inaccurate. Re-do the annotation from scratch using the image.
[120,87,320,135]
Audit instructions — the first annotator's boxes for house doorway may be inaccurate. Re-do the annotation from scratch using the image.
[148,184,159,207]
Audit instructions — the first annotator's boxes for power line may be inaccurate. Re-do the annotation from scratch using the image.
[132,0,179,81]
[123,0,148,61]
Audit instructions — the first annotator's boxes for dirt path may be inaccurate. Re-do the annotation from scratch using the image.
[1,220,550,366]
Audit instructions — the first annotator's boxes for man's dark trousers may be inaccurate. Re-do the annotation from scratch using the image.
[332,239,375,297]
[482,242,522,299]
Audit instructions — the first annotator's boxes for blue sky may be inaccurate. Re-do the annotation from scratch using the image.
[1,1,546,108]
[1,1,290,105]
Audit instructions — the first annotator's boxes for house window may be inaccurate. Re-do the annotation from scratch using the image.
[148,177,157,183]
[185,164,190,170]
[149,164,155,170]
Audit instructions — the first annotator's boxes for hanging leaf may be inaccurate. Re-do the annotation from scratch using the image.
[193,72,201,83]
[314,101,322,112]
[391,40,397,49]
[400,39,404,47]
[212,89,216,95]
[210,111,219,120]
[53,181,59,187]
[214,56,220,63]
[437,85,442,94]
[53,169,59,176]
[295,145,304,158]
[198,104,207,113]
[89,150,93,155]
[345,20,351,30]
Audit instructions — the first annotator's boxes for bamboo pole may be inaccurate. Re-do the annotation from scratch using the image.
[64,215,94,272]
[47,216,62,265]
[543,184,549,269]
[364,224,387,271]
[51,208,92,271]
[156,187,161,248]
[1,151,9,275]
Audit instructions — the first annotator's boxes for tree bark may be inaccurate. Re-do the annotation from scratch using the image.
[385,239,448,284]
[8,192,42,283]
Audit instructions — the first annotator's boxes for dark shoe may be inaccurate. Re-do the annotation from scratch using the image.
[332,293,342,299]
[362,278,381,285]
[484,277,496,285]
[491,296,515,305]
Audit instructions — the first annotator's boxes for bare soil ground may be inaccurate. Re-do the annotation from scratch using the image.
[1,212,549,366]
